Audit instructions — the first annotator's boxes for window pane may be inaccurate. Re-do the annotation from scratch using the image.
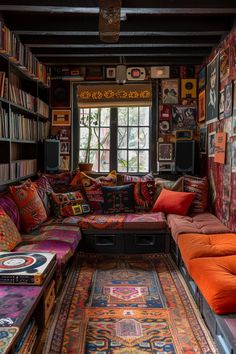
[100,150,110,172]
[90,127,99,148]
[118,150,127,172]
[128,150,138,172]
[118,128,127,148]
[100,108,110,126]
[139,107,150,126]
[100,128,110,149]
[79,127,89,148]
[139,127,149,149]
[90,110,99,127]
[128,127,138,148]
[79,150,87,163]
[129,107,138,126]
[118,107,128,126]
[139,150,149,172]
[89,150,98,171]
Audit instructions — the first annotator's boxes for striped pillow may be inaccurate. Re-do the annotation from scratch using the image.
[183,175,208,213]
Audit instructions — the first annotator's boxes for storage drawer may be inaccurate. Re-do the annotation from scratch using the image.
[125,233,166,253]
[84,234,124,253]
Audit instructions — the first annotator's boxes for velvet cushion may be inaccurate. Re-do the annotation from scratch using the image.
[33,176,53,216]
[9,180,47,233]
[50,190,90,217]
[152,188,196,215]
[0,205,22,251]
[102,184,135,214]
[183,175,208,213]
[79,170,117,211]
[0,193,21,230]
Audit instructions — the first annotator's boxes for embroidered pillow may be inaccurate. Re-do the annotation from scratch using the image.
[152,188,196,215]
[183,175,209,213]
[122,172,154,184]
[9,180,47,233]
[134,180,156,211]
[40,172,73,187]
[50,190,90,217]
[33,176,53,216]
[0,193,21,230]
[0,206,22,251]
[102,184,135,214]
[80,170,117,211]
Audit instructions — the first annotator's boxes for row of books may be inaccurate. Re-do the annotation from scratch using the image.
[15,318,38,354]
[38,120,51,140]
[0,163,9,181]
[37,98,49,118]
[10,112,37,141]
[11,159,37,179]
[9,72,35,112]
[0,22,49,85]
[0,103,9,138]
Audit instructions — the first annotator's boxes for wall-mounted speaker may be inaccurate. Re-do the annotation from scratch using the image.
[38,139,60,173]
[175,140,195,174]
[50,79,71,108]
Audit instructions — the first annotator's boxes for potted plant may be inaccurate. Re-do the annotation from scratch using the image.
[78,111,98,172]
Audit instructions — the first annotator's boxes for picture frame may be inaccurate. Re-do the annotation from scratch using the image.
[52,110,71,126]
[206,53,219,123]
[172,106,197,131]
[60,141,70,154]
[200,127,207,154]
[224,81,233,118]
[161,79,179,104]
[219,89,225,119]
[208,131,216,157]
[220,47,230,82]
[198,66,206,91]
[158,142,173,161]
[106,67,116,79]
[181,79,197,99]
[214,132,226,164]
[198,90,206,122]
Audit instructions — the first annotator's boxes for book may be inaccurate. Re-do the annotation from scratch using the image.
[0,252,56,285]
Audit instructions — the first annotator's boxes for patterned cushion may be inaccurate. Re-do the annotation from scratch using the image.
[9,180,47,233]
[124,212,167,230]
[133,180,155,211]
[33,176,53,216]
[183,175,209,213]
[102,184,135,214]
[50,190,90,217]
[80,170,117,211]
[154,177,184,201]
[122,172,154,184]
[0,193,21,230]
[40,172,73,187]
[0,206,22,251]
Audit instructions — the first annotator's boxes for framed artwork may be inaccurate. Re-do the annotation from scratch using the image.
[206,53,219,123]
[224,81,233,118]
[159,105,172,135]
[52,110,71,126]
[232,115,236,136]
[60,141,70,154]
[220,47,230,81]
[198,66,206,91]
[200,127,207,154]
[214,132,226,164]
[50,80,71,108]
[198,90,206,122]
[231,136,236,172]
[172,106,197,130]
[181,79,197,99]
[158,143,173,161]
[60,155,70,171]
[161,79,179,104]
[208,131,216,157]
[219,89,225,119]
[106,67,116,79]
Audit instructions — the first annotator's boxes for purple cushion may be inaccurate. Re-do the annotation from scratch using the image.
[0,193,21,230]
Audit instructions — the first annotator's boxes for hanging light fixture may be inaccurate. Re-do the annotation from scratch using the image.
[99,0,121,43]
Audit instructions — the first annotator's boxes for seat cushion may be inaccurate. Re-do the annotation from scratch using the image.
[189,255,236,314]
[123,212,166,230]
[179,233,236,271]
[168,212,230,243]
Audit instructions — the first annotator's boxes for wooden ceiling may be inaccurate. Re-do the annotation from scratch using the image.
[0,0,235,66]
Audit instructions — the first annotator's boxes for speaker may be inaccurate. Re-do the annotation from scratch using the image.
[38,139,60,173]
[175,140,195,174]
[50,79,70,108]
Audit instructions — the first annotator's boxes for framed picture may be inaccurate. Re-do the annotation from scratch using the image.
[172,106,197,131]
[181,79,197,99]
[214,132,226,164]
[60,155,70,171]
[220,47,230,81]
[206,53,219,123]
[219,89,225,119]
[200,127,207,154]
[208,131,216,157]
[224,81,233,118]
[198,66,206,91]
[52,110,71,126]
[198,90,206,122]
[60,141,70,154]
[161,79,179,104]
[158,142,173,161]
[106,67,116,79]
[231,136,236,172]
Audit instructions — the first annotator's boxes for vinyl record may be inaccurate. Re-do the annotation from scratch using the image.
[181,79,197,99]
[0,253,47,274]
[160,120,170,132]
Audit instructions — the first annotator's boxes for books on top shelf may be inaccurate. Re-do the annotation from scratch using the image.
[0,252,56,285]
[10,159,37,179]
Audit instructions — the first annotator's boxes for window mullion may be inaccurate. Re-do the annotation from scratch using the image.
[110,107,117,171]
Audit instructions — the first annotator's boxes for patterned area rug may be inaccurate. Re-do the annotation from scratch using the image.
[43,253,218,353]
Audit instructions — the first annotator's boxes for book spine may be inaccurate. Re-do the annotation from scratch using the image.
[0,274,37,284]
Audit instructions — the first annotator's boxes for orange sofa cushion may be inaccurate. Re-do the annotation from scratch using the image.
[189,255,236,314]
[179,233,236,271]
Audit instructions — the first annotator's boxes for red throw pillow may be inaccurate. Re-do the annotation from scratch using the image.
[151,188,196,215]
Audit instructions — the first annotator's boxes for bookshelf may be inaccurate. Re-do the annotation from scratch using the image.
[0,21,50,185]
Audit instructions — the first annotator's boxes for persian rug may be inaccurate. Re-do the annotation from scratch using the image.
[43,253,218,353]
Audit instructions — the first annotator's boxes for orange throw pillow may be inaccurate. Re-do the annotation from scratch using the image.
[9,180,47,233]
[152,188,196,215]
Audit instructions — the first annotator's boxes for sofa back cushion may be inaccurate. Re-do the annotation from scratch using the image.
[122,172,154,184]
[0,193,21,230]
[183,175,208,213]
[102,184,135,214]
[0,205,22,251]
[33,176,53,216]
[50,190,90,217]
[154,176,184,201]
[9,180,47,233]
[41,172,73,188]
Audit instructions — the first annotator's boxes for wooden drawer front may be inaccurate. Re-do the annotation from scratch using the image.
[85,234,124,253]
[125,234,166,253]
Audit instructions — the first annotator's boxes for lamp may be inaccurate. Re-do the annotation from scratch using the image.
[99,0,121,43]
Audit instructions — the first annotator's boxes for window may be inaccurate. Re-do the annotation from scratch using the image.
[78,106,151,173]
